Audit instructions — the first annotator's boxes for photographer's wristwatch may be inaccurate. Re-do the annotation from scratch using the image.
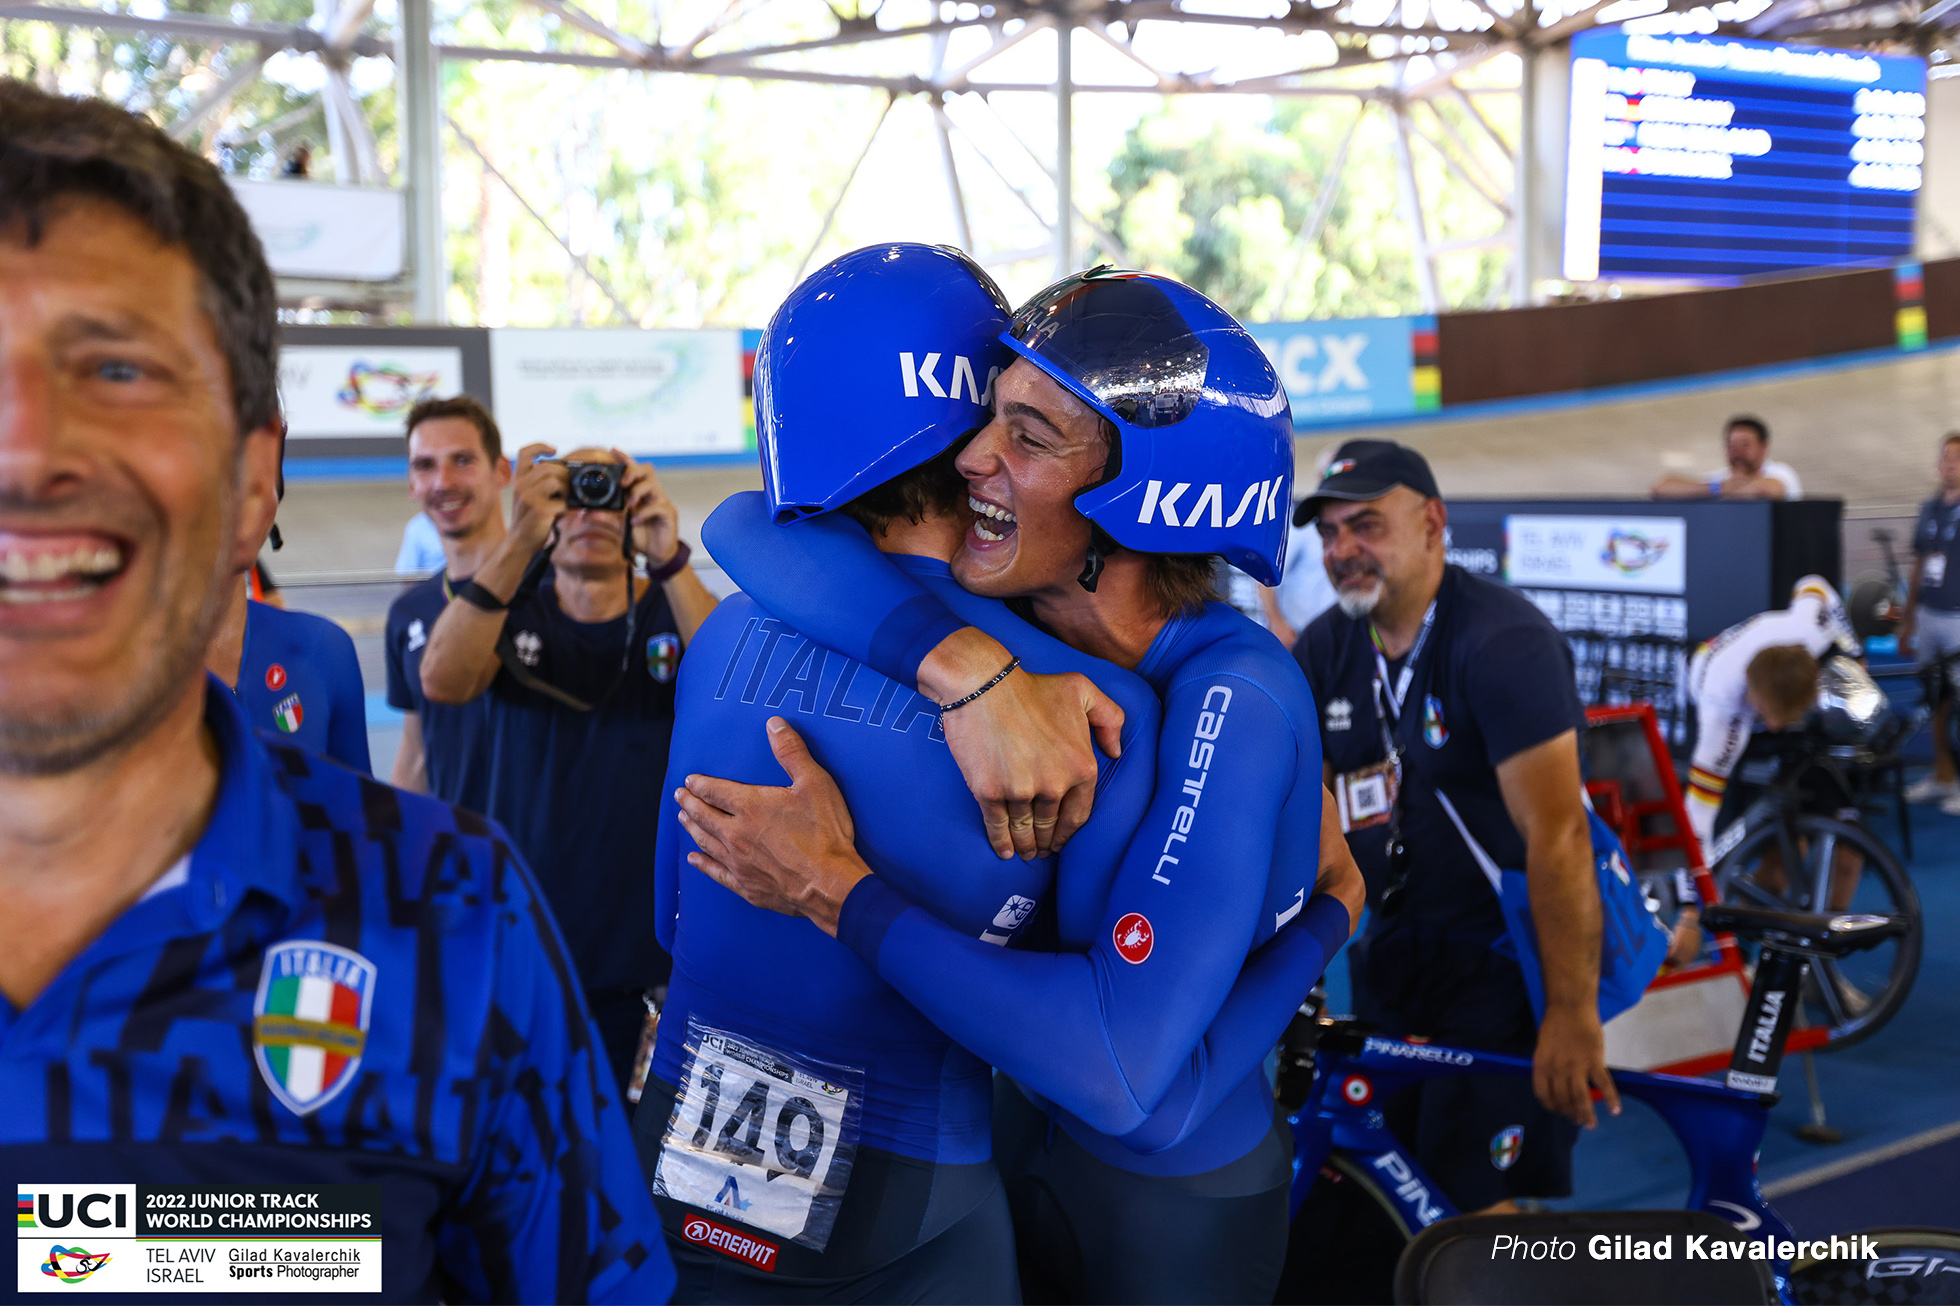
[645,540,692,584]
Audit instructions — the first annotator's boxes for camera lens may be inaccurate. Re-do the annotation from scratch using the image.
[574,467,613,502]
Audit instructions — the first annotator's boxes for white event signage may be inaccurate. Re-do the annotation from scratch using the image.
[278,345,465,440]
[229,180,404,282]
[488,329,745,459]
[1503,515,1688,595]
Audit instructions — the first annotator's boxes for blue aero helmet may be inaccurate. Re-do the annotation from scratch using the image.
[757,243,1014,523]
[1001,268,1294,585]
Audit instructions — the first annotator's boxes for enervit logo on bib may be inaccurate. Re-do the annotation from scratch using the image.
[682,1215,780,1272]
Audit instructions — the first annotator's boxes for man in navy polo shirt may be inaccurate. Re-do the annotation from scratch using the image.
[418,442,720,1097]
[1292,440,1614,1216]
[1902,432,1960,811]
[383,394,509,804]
[0,80,672,1303]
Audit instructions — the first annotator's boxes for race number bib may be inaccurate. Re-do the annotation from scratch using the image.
[1336,761,1398,832]
[1926,553,1947,588]
[652,1020,862,1251]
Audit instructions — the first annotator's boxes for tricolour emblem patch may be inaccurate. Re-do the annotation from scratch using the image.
[1422,694,1448,749]
[1490,1124,1523,1171]
[272,694,304,734]
[647,631,681,684]
[253,941,376,1116]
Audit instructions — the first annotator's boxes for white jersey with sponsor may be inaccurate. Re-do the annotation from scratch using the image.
[1684,576,1857,858]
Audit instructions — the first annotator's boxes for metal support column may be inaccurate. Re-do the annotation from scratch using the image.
[1055,12,1073,278]
[400,0,446,322]
[1390,99,1439,313]
[933,97,974,253]
[1514,43,1538,306]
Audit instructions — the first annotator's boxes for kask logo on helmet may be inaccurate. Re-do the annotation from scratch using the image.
[1136,479,1287,531]
[897,352,998,405]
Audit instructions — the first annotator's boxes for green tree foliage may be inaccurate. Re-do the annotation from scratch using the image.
[1100,91,1517,320]
[2,0,388,183]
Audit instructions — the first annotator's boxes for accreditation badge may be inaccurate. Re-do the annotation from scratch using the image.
[652,1019,863,1254]
[1336,761,1398,833]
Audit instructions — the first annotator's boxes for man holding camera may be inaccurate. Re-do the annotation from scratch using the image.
[420,442,718,1095]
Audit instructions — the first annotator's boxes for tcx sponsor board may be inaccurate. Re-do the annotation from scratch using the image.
[16,1184,381,1293]
[1245,316,1438,427]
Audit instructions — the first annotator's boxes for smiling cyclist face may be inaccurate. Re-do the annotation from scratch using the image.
[952,357,1111,602]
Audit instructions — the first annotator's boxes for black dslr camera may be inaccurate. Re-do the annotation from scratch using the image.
[560,460,628,512]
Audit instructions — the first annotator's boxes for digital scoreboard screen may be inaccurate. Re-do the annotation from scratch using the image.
[1563,29,1927,283]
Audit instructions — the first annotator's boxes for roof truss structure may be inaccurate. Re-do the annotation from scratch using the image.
[5,0,1952,317]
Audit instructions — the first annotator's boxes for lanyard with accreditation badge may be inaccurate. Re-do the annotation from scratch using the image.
[1333,599,1435,916]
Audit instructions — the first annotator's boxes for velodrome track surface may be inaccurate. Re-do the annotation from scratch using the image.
[1308,341,1960,517]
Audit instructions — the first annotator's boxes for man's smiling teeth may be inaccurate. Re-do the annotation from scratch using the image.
[0,543,125,602]
[1,544,123,584]
[969,496,1015,542]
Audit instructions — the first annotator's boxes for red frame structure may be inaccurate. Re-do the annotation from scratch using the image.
[1584,703,1827,1074]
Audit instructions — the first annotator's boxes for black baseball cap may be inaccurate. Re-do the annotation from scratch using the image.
[1293,439,1441,526]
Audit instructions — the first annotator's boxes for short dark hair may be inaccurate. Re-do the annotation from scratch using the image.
[405,394,504,463]
[841,442,968,535]
[0,79,279,434]
[1726,415,1770,444]
[1940,431,1960,453]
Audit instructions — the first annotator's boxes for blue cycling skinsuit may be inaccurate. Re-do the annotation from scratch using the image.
[0,680,675,1304]
[637,541,1161,1303]
[234,599,371,774]
[703,492,1348,1304]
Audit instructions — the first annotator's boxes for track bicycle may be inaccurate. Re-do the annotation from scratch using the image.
[1273,903,1954,1306]
[1707,714,1924,1050]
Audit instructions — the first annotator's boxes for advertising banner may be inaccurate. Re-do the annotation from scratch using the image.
[489,329,745,459]
[1504,514,1689,595]
[280,345,464,440]
[229,180,404,282]
[1244,316,1439,428]
[16,1183,381,1293]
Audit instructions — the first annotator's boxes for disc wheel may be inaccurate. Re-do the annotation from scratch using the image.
[1791,1228,1960,1304]
[1711,814,1922,1049]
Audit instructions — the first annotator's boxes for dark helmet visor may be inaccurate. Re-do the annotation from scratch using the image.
[1007,270,1208,428]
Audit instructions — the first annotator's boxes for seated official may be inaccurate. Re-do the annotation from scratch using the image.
[419,444,718,1097]
[1652,415,1803,502]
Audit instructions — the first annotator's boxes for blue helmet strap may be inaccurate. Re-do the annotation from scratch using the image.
[1077,523,1119,593]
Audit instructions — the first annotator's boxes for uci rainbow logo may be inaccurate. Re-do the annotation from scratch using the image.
[41,1246,112,1284]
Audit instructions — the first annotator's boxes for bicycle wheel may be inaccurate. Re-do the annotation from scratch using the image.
[1791,1228,1960,1304]
[1711,814,1922,1049]
[1276,1154,1408,1304]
